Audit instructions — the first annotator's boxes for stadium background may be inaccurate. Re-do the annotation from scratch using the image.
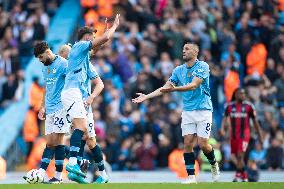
[0,0,283,183]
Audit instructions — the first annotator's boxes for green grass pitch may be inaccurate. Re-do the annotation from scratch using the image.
[0,183,283,189]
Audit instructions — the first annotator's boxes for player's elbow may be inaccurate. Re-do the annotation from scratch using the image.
[191,83,198,90]
[97,79,104,90]
[100,82,105,90]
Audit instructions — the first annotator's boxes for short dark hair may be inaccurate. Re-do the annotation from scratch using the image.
[34,41,49,57]
[77,26,96,40]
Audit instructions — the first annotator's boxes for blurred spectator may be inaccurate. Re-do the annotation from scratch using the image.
[23,107,39,160]
[279,107,284,131]
[247,160,260,182]
[266,139,283,170]
[273,70,284,106]
[135,133,158,170]
[249,142,266,169]
[0,49,18,76]
[29,77,44,112]
[18,30,33,69]
[224,62,240,102]
[0,73,18,107]
[114,138,132,170]
[246,43,267,76]
[157,134,172,168]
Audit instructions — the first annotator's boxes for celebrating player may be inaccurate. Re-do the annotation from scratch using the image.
[132,43,220,184]
[24,41,69,184]
[61,14,120,180]
[220,88,263,182]
[61,44,108,183]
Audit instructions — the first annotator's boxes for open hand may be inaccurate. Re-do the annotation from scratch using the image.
[84,95,94,108]
[132,93,147,103]
[38,107,46,120]
[113,14,120,27]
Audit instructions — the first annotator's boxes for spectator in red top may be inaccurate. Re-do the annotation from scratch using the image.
[135,133,158,170]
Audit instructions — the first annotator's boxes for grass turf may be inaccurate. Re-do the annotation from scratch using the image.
[0,183,283,189]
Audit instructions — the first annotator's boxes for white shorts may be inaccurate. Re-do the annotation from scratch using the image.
[87,112,96,138]
[181,110,212,138]
[61,88,87,120]
[45,109,70,135]
[69,112,96,138]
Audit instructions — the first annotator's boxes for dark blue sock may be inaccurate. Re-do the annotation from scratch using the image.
[55,145,65,172]
[204,149,216,165]
[91,145,105,171]
[40,146,55,170]
[184,152,195,176]
[77,140,86,165]
[69,129,84,158]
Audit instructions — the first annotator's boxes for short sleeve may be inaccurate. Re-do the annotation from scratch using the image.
[195,63,209,79]
[41,67,46,82]
[88,62,99,80]
[78,41,92,52]
[168,67,180,86]
[62,59,68,75]
[224,104,230,116]
[248,104,256,119]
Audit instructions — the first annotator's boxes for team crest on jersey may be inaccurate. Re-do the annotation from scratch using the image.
[188,72,191,77]
[52,68,56,74]
[197,69,203,73]
[47,67,50,74]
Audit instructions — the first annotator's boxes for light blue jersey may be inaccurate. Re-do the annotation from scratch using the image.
[63,40,92,93]
[169,60,213,112]
[42,55,68,114]
[82,62,99,113]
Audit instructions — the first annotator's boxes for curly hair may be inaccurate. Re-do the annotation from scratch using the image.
[231,87,246,102]
[77,26,96,40]
[34,41,49,57]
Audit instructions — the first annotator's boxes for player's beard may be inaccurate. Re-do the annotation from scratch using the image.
[43,58,52,66]
[183,55,193,62]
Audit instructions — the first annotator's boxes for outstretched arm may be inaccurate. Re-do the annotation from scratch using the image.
[132,81,174,103]
[161,77,203,93]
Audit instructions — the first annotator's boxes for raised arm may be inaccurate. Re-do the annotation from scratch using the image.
[91,14,120,48]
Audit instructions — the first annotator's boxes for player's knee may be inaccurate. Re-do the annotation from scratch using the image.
[198,138,210,151]
[236,153,244,160]
[86,138,97,149]
[55,134,64,145]
[184,139,194,152]
[46,143,55,148]
[72,118,87,132]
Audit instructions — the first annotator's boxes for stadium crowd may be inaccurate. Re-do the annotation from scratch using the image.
[0,0,60,114]
[1,0,283,179]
